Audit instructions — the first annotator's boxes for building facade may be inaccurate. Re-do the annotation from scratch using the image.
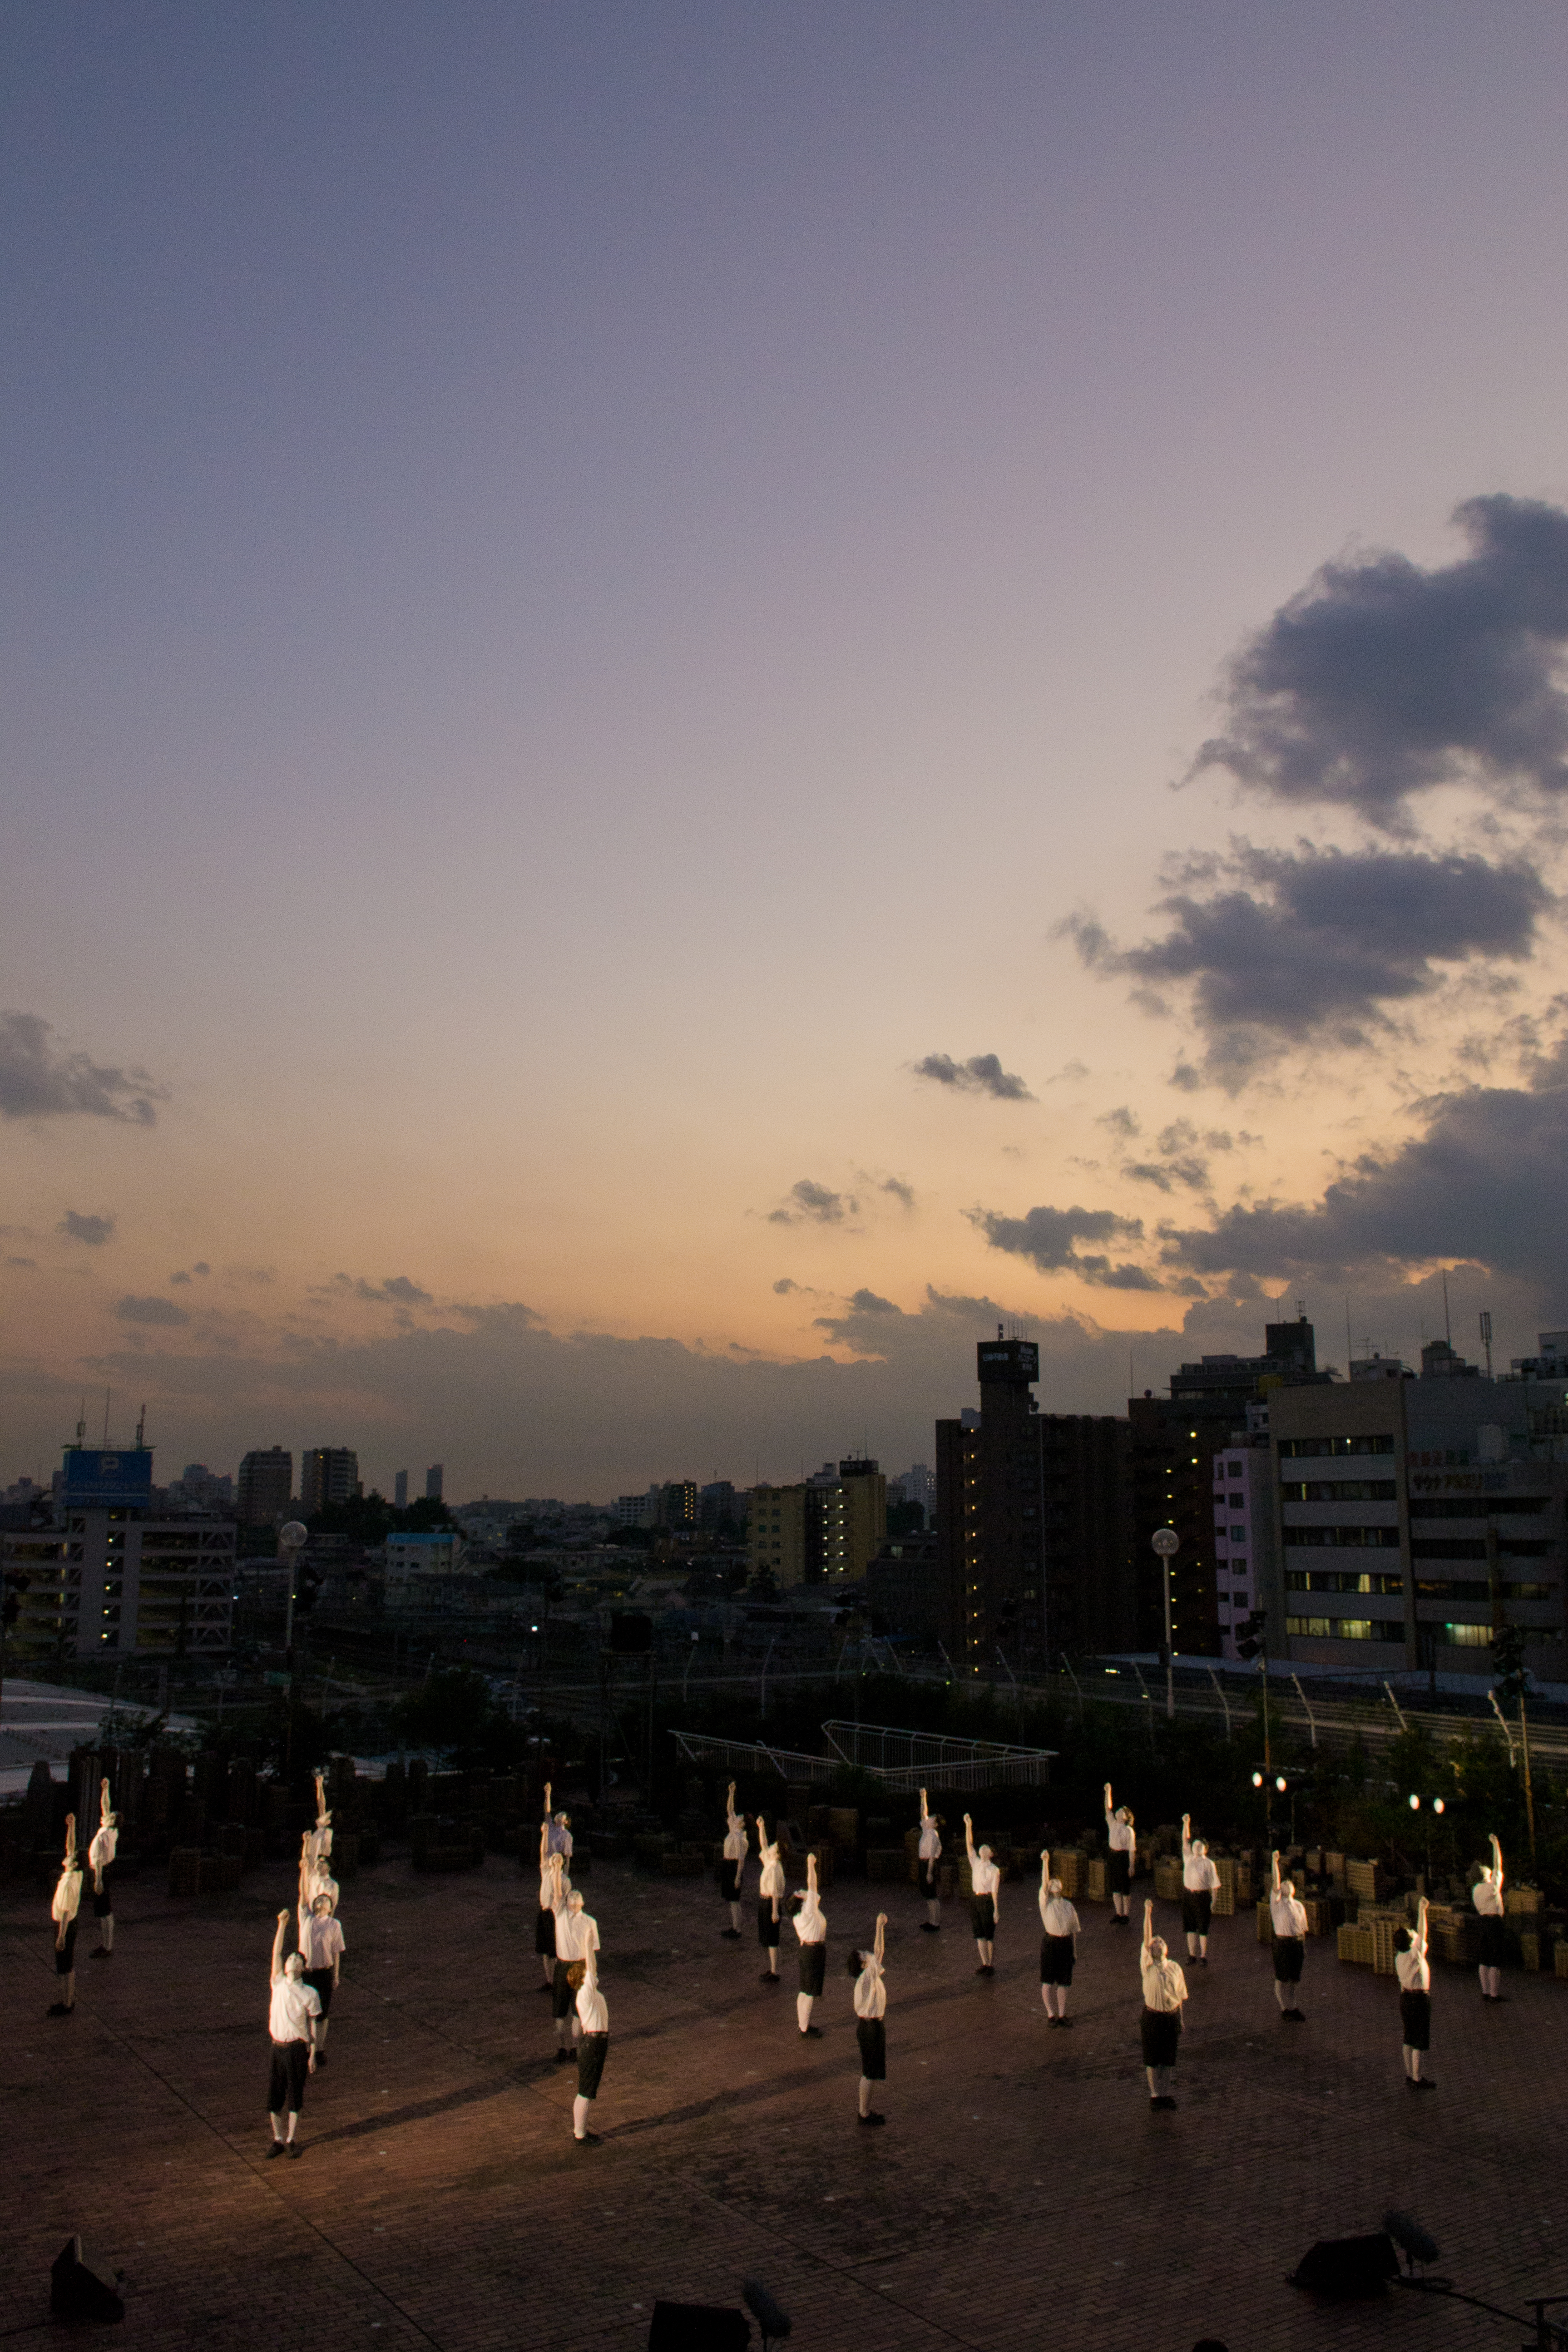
[2,1445,235,1659]
[300,1448,360,1517]
[237,1446,293,1529]
[747,1483,808,1586]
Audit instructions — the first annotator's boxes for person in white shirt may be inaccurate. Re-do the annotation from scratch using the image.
[720,1782,748,1939]
[48,1814,82,2017]
[300,1824,340,1919]
[535,1813,568,1990]
[88,1780,118,1959]
[917,1788,943,1931]
[1472,1833,1506,2003]
[756,1818,784,1983]
[267,1908,321,2155]
[964,1815,1000,1974]
[849,1913,888,2126]
[1139,1898,1188,2109]
[305,1772,333,1870]
[1038,1850,1081,2025]
[571,1953,610,2146]
[296,1841,346,2060]
[1394,1897,1435,2089]
[544,1781,573,1865]
[794,1850,828,2036]
[552,1867,600,2062]
[1104,1782,1136,1923]
[1269,1851,1307,2022]
[1181,1814,1220,1964]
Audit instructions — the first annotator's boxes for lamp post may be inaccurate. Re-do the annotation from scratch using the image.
[278,1521,308,1775]
[1151,1528,1179,1719]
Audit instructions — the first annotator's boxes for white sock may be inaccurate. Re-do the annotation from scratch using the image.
[797,1994,812,2032]
[730,1904,740,1929]
[572,2094,589,2137]
[1275,1982,1289,2012]
[858,2077,872,2117]
[927,1901,939,1924]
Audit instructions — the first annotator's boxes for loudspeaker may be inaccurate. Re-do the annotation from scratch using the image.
[646,2300,751,2350]
[611,1613,654,1655]
[51,2236,124,2324]
[1289,2234,1398,2300]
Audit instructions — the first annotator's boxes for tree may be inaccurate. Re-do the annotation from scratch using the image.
[1492,1619,1531,1706]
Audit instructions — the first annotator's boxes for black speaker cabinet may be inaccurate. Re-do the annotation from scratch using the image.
[646,2300,751,2350]
[1289,2233,1398,2299]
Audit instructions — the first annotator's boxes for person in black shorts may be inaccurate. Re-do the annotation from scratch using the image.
[535,1814,565,1989]
[757,1819,784,1983]
[1038,1849,1081,2026]
[1269,1851,1307,2022]
[794,1850,828,2036]
[720,1782,748,1939]
[1140,1898,1187,2109]
[49,1815,82,2018]
[849,1913,888,2127]
[1473,1833,1506,2002]
[1104,1781,1136,1923]
[1396,1899,1435,2090]
[571,1955,610,2145]
[266,1908,321,2155]
[964,1815,1000,1974]
[1181,1814,1219,1965]
[88,1781,117,1959]
[917,1788,942,1931]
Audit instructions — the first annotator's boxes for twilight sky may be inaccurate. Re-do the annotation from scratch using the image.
[6,3,1568,1498]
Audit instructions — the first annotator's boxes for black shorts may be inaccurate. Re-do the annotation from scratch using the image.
[1476,1915,1507,1968]
[798,1941,826,1997]
[970,1894,996,1940]
[758,1898,780,1950]
[1181,1889,1212,1935]
[576,2032,609,2100]
[856,2016,886,2081]
[919,1859,939,1899]
[303,1966,334,2017]
[721,1860,742,1903]
[1399,1989,1431,2052]
[1109,1849,1132,1896]
[92,1882,113,1919]
[552,1959,575,2018]
[55,1920,78,1976]
[1040,1933,1075,1986]
[1273,1935,1304,1984]
[535,1907,557,1956]
[268,2039,310,2116]
[1140,2007,1181,2068]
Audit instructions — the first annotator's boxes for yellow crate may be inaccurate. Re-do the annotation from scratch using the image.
[1086,1857,1107,1903]
[1505,1886,1544,1916]
[1555,1939,1568,1981]
[1372,1915,1402,1977]
[1053,1850,1082,1899]
[1257,1899,1274,1944]
[1346,1858,1386,1903]
[1337,1924,1374,1965]
[1521,1933,1541,1973]
[1302,1898,1332,1937]
[1211,1856,1235,1918]
[1154,1857,1183,1902]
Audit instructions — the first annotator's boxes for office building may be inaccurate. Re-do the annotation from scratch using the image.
[394,1470,409,1509]
[615,1490,659,1530]
[1270,1333,1568,1679]
[805,1457,887,1583]
[2,1442,234,1659]
[237,1447,293,1529]
[385,1526,466,1599]
[425,1464,443,1504]
[659,1480,698,1532]
[889,1463,936,1513]
[699,1480,738,1529]
[300,1448,360,1517]
[1211,1435,1279,1659]
[747,1483,809,1587]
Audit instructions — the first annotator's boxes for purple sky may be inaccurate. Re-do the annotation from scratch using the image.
[6,4,1568,1496]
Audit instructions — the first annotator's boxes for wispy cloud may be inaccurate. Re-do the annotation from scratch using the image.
[59,1210,115,1246]
[913,1051,1034,1101]
[768,1180,855,1227]
[0,1011,167,1124]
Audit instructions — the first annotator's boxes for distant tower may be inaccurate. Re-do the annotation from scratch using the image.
[394,1470,409,1509]
[425,1464,443,1504]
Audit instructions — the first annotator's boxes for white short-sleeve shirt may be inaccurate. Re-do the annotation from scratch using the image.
[269,1974,322,2043]
[970,1856,1001,1900]
[1270,1891,1307,1938]
[1040,1893,1080,1937]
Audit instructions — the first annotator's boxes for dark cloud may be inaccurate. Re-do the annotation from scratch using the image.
[7,1256,38,1269]
[976,1203,1161,1290]
[913,1052,1034,1101]
[116,1294,189,1326]
[170,1271,191,1284]
[58,1211,115,1246]
[0,1011,166,1124]
[334,1273,434,1306]
[1122,1118,1236,1193]
[1192,494,1568,821]
[1162,1047,1568,1284]
[1067,843,1550,1084]
[192,1262,210,1276]
[813,1287,901,1328]
[878,1177,916,1209]
[773,1277,802,1296]
[1099,1106,1141,1141]
[768,1180,855,1227]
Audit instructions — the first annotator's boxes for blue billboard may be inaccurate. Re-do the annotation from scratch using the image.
[62,1447,155,1508]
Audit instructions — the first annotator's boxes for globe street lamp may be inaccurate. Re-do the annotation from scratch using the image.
[1151,1526,1179,1719]
[279,1521,308,1661]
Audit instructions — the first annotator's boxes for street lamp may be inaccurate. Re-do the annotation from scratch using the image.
[1151,1527,1179,1719]
[279,1521,308,1661]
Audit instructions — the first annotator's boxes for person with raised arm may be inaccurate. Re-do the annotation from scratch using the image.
[1181,1814,1220,1965]
[1139,1897,1187,2109]
[305,1772,333,1871]
[1269,1850,1307,2023]
[534,1809,565,1990]
[87,1779,118,1960]
[917,1788,942,1932]
[794,1849,828,2037]
[545,1780,573,1867]
[720,1781,748,1939]
[1104,1782,1135,1924]
[48,1814,82,2017]
[1038,1850,1081,2027]
[756,1816,784,1984]
[571,1951,610,2146]
[849,1912,888,2126]
[550,1859,600,2063]
[297,1838,345,2062]
[964,1815,999,1975]
[1394,1896,1435,2089]
[1473,1833,1506,2003]
[266,1906,320,2156]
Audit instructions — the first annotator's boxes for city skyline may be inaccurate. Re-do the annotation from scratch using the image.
[6,6,1568,1493]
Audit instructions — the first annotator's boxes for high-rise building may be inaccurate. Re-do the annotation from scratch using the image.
[804,1457,886,1583]
[699,1480,738,1529]
[659,1480,698,1532]
[424,1464,443,1504]
[1210,1435,1279,1659]
[237,1447,293,1529]
[1,1441,234,1659]
[300,1448,360,1517]
[747,1483,808,1586]
[394,1470,409,1509]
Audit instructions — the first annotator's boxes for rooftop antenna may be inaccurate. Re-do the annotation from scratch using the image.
[997,1322,1005,1341]
[102,1386,111,1445]
[1296,1295,1306,1322]
[1442,1268,1452,1347]
[1345,1295,1353,1366]
[1479,1310,1493,1378]
[76,1400,87,1449]
[135,1402,146,1448]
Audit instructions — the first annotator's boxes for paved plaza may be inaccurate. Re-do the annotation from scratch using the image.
[3,1845,1564,2351]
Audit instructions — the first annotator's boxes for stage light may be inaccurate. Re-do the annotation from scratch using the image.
[1275,1775,1286,1792]
[1252,1770,1264,1788]
[1433,1797,1445,1814]
[1408,1793,1421,1810]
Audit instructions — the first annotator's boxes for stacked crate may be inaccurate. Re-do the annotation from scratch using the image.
[1555,1940,1568,1981]
[866,1849,908,1884]
[1301,1897,1332,1936]
[1429,1907,1473,1967]
[1337,1923,1374,1966]
[1154,1855,1184,1903]
[1211,1857,1236,1918]
[1367,1910,1405,1977]
[1257,1899,1274,1945]
[1346,1858,1387,1904]
[1053,1849,1083,1900]
[1086,1857,1107,1904]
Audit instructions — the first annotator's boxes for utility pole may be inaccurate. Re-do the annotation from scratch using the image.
[1521,1695,1537,1865]
[1151,1528,1179,1719]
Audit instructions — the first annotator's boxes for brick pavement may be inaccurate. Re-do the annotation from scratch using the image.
[2,1849,1563,2351]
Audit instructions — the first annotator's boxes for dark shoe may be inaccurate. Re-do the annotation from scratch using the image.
[858,2111,886,2127]
[553,2048,574,2065]
[537,1982,555,1994]
[721,1929,741,1940]
[574,2130,604,2146]
[800,2025,822,2038]
[1289,2009,1307,2022]
[1414,2077,1437,2091]
[982,1964,995,1976]
[919,1921,939,1932]
[90,1947,112,1959]
[1045,2015,1059,2028]
[1057,2016,1074,2028]
[286,2143,303,2157]
[1198,1956,1209,1965]
[266,2142,286,2158]
[1158,2096,1178,2109]
[46,2002,72,2017]
[313,2051,327,2065]
[760,1970,779,1983]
